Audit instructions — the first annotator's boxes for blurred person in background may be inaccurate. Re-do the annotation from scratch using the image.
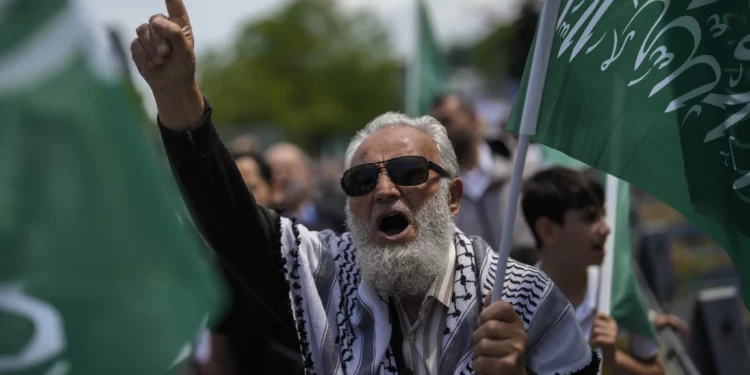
[234,150,274,208]
[265,143,315,216]
[522,167,664,375]
[266,142,345,232]
[315,157,348,234]
[430,92,539,252]
[522,166,689,374]
[580,170,691,343]
[229,134,263,155]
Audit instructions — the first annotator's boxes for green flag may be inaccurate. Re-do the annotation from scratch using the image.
[610,179,659,341]
[540,144,590,170]
[405,0,449,116]
[509,1,750,308]
[0,1,224,374]
[540,155,657,340]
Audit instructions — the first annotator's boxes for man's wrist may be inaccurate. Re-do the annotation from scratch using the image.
[154,81,206,132]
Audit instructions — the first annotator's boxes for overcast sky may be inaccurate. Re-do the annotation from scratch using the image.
[81,0,521,56]
[78,0,521,114]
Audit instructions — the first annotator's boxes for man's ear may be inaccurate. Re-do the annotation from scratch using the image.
[534,217,559,248]
[448,178,463,216]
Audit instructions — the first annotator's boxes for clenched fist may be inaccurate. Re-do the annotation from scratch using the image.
[472,293,527,375]
[130,0,204,131]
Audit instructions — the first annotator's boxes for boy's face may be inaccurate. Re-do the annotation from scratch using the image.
[554,205,611,267]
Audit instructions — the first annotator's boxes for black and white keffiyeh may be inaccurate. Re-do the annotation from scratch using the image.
[278,218,598,375]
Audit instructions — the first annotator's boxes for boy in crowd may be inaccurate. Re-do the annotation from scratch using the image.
[521,166,665,375]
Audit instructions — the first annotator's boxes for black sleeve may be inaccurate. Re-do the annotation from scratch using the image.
[158,98,299,351]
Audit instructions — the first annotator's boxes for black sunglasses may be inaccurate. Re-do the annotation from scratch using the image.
[340,155,449,197]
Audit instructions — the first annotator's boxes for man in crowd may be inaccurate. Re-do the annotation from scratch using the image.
[430,93,539,252]
[234,150,274,209]
[266,142,346,233]
[130,1,600,373]
[522,167,666,375]
[229,133,263,155]
[265,143,314,216]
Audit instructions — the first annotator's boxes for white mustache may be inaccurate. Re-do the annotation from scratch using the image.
[369,201,414,224]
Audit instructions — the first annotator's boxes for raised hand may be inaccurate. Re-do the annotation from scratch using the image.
[130,0,204,131]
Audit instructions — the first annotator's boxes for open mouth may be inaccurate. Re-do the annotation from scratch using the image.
[378,212,410,236]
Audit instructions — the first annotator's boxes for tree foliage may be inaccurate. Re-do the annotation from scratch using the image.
[447,2,540,89]
[199,0,401,152]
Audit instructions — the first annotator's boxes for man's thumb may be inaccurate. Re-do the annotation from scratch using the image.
[151,18,190,51]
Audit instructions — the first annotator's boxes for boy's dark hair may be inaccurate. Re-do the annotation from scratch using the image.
[510,245,540,266]
[521,166,605,248]
[232,150,273,185]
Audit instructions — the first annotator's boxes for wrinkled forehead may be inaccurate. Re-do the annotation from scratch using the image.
[350,125,439,167]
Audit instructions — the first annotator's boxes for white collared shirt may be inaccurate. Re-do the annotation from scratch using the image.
[536,263,660,361]
[393,242,457,375]
[460,143,495,201]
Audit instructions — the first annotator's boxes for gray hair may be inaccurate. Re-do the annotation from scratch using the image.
[343,112,459,178]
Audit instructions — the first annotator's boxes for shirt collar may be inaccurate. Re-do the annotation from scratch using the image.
[536,260,599,320]
[426,241,456,308]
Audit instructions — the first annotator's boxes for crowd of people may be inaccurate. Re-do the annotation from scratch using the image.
[188,96,689,375]
[132,1,690,374]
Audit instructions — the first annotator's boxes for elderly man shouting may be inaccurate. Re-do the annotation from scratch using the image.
[131,1,599,374]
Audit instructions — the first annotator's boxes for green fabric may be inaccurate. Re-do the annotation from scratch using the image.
[405,0,448,116]
[509,1,750,309]
[0,1,224,374]
[540,144,590,170]
[611,179,659,341]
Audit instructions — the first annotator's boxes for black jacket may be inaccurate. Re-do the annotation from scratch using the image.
[159,99,302,374]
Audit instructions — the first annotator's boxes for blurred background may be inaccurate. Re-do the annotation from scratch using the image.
[85,0,534,153]
[77,0,750,373]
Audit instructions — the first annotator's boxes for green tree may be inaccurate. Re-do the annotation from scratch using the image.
[505,3,539,81]
[447,2,540,92]
[199,0,401,152]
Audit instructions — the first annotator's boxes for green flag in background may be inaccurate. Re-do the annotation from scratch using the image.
[610,180,659,341]
[541,154,658,341]
[405,0,449,116]
[0,1,224,374]
[509,1,750,308]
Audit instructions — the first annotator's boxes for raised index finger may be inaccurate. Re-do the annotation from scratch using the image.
[165,0,189,20]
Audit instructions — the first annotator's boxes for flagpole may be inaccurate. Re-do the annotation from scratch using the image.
[405,0,421,116]
[592,174,620,373]
[492,0,561,303]
[597,175,619,314]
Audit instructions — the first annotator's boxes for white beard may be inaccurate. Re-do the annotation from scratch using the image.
[346,181,454,298]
